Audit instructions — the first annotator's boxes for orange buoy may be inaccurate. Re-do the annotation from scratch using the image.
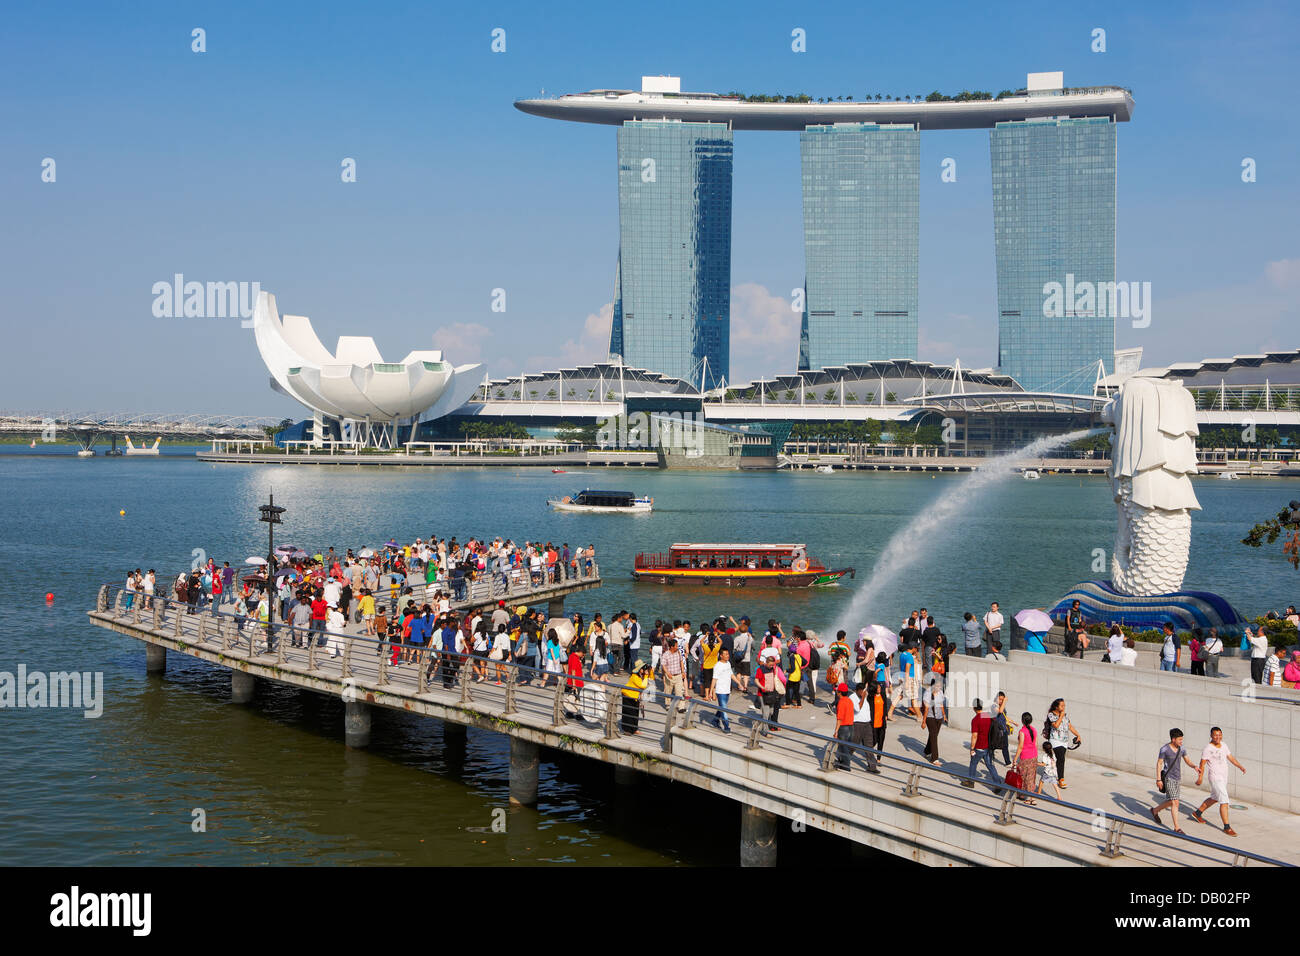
[45,593,54,603]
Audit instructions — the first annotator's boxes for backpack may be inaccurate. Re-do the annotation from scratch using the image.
[990,712,1009,748]
[809,646,821,670]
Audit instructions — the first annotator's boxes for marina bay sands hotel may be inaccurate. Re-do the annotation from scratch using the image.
[515,72,1133,394]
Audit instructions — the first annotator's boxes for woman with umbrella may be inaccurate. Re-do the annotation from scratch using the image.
[1015,608,1053,654]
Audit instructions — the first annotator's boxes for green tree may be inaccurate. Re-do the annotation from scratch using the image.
[1242,501,1300,570]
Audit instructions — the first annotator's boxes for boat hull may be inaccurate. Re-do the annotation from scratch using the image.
[549,500,652,514]
[632,567,853,588]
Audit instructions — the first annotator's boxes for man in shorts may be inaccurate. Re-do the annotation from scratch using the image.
[1151,728,1198,833]
[1192,727,1248,836]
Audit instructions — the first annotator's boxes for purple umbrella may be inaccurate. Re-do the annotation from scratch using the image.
[858,624,899,656]
[1015,608,1054,632]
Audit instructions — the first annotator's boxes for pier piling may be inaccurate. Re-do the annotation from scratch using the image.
[230,670,255,704]
[509,738,540,806]
[740,805,778,867]
[145,644,167,674]
[344,700,371,749]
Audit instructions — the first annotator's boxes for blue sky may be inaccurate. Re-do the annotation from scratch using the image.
[2,0,1296,416]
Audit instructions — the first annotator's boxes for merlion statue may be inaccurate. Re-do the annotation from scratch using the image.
[1101,374,1200,596]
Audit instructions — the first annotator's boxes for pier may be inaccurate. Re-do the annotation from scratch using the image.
[87,584,1294,867]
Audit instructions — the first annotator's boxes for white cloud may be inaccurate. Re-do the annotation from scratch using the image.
[728,282,800,380]
[1265,258,1300,288]
[430,322,493,364]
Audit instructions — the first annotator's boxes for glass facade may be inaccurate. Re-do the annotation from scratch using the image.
[610,120,732,389]
[991,116,1117,394]
[798,123,919,370]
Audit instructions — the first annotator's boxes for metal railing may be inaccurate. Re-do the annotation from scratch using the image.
[95,584,1288,868]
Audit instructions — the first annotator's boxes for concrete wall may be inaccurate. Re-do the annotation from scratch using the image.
[948,650,1300,813]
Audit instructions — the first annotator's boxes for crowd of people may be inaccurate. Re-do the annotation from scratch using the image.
[123,544,1281,839]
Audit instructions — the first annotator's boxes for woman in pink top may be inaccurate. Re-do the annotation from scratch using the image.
[1014,712,1039,805]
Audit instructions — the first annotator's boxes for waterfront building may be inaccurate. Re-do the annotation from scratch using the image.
[991,114,1118,394]
[611,119,733,389]
[799,123,919,370]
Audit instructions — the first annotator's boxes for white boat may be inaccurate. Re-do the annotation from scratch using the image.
[124,435,161,456]
[548,489,653,513]
[1022,469,1041,480]
[815,465,835,474]
[1217,471,1240,481]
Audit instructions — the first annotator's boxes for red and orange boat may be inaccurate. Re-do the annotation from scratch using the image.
[633,543,854,588]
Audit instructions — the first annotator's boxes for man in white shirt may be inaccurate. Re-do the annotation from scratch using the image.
[1203,629,1224,678]
[1107,628,1124,662]
[850,683,881,774]
[983,602,1003,649]
[1118,638,1138,666]
[1192,727,1247,837]
[323,579,341,609]
[1248,627,1269,684]
[607,613,627,674]
[710,650,734,733]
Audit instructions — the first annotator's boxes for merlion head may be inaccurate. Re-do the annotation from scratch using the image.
[1107,373,1201,596]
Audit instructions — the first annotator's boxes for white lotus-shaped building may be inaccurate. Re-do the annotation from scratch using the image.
[253,291,482,446]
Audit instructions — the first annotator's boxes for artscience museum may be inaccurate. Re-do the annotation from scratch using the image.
[252,291,482,448]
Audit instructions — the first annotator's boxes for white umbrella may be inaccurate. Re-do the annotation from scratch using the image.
[358,548,376,558]
[859,624,899,656]
[245,556,267,566]
[547,617,576,648]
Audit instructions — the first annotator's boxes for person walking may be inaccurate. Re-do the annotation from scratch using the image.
[802,629,825,705]
[850,683,882,774]
[660,637,687,708]
[963,699,1001,791]
[710,649,733,734]
[1151,728,1198,833]
[887,643,924,724]
[1013,712,1039,804]
[921,675,946,765]
[833,682,855,771]
[1192,727,1248,837]
[754,655,786,734]
[1045,698,1081,789]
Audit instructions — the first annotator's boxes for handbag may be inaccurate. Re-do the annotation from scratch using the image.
[1005,768,1023,790]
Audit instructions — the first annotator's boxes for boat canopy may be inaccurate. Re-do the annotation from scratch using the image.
[575,489,637,507]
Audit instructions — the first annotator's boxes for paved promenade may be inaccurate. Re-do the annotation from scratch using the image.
[90,585,1294,867]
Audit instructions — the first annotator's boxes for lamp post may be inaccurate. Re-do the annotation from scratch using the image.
[259,492,286,623]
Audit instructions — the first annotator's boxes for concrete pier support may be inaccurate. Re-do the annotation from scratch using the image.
[740,805,778,867]
[230,670,255,704]
[144,644,166,674]
[344,700,371,749]
[509,738,540,806]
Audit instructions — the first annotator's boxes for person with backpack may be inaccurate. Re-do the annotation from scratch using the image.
[1159,622,1181,672]
[784,645,804,708]
[990,691,1013,766]
[963,698,1001,791]
[1063,600,1089,658]
[1012,711,1038,803]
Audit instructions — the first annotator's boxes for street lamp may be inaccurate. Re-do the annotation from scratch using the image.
[259,492,286,622]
